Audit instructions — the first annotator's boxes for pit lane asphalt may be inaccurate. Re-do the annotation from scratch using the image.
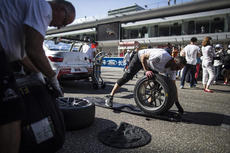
[57,67,230,153]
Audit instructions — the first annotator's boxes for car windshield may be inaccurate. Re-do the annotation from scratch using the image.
[44,40,78,52]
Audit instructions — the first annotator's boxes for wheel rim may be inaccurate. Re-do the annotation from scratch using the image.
[137,78,167,111]
[58,97,91,108]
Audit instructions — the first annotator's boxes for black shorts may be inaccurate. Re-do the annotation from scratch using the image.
[0,48,25,125]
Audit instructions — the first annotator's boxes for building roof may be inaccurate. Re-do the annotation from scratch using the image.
[47,0,230,35]
[108,4,145,16]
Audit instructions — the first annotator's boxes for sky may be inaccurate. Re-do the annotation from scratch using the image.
[67,0,193,20]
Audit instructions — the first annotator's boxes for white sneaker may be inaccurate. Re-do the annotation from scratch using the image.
[105,95,113,107]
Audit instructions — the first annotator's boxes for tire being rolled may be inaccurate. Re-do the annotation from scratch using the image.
[134,74,177,115]
[57,97,95,131]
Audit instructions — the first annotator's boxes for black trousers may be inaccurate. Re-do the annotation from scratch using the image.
[117,53,143,86]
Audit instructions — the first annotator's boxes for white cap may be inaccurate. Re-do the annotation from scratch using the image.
[215,44,222,48]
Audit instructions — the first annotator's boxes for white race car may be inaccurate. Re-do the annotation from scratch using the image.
[43,40,93,81]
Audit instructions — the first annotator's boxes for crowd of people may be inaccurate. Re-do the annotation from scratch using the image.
[174,37,230,93]
[120,37,230,94]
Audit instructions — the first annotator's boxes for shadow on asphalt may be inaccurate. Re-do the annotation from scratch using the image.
[88,96,230,127]
[182,111,230,126]
[57,118,123,153]
[62,81,130,95]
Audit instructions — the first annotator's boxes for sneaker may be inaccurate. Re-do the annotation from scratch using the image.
[189,84,196,88]
[105,95,113,107]
[180,85,184,89]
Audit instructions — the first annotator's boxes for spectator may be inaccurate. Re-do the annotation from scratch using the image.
[180,37,201,88]
[201,37,215,92]
[213,44,224,84]
[168,0,171,6]
[105,47,186,114]
[172,46,179,58]
[108,51,112,57]
[82,42,97,62]
[0,0,75,153]
[194,56,201,85]
[226,44,230,55]
[174,0,177,5]
[165,43,173,55]
[222,47,230,85]
[120,50,126,57]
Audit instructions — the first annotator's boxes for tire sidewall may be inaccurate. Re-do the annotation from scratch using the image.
[58,98,95,131]
[134,74,176,115]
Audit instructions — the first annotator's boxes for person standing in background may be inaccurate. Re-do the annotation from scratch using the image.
[201,37,215,92]
[82,41,97,62]
[222,48,230,85]
[213,44,224,84]
[194,56,201,85]
[180,37,201,88]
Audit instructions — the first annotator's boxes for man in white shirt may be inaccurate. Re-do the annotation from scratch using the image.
[105,47,186,113]
[0,0,75,152]
[180,37,201,88]
[82,42,97,62]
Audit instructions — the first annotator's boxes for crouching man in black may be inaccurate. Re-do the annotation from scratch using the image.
[105,47,186,114]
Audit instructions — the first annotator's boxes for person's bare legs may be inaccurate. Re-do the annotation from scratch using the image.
[110,83,120,96]
[0,120,21,153]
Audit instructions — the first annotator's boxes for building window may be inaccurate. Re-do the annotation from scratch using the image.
[130,29,139,39]
[196,19,209,34]
[211,17,224,33]
[159,24,170,36]
[121,28,128,39]
[183,20,196,34]
[171,22,181,35]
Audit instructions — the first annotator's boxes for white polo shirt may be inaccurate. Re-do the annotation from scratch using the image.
[0,0,52,61]
[138,48,176,80]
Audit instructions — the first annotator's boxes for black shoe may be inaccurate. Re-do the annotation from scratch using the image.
[175,101,184,115]
[178,107,184,115]
[105,95,113,107]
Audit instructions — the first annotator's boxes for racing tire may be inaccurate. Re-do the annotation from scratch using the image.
[57,97,95,131]
[134,74,177,115]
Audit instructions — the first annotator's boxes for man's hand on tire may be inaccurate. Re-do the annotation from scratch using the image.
[145,71,154,79]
